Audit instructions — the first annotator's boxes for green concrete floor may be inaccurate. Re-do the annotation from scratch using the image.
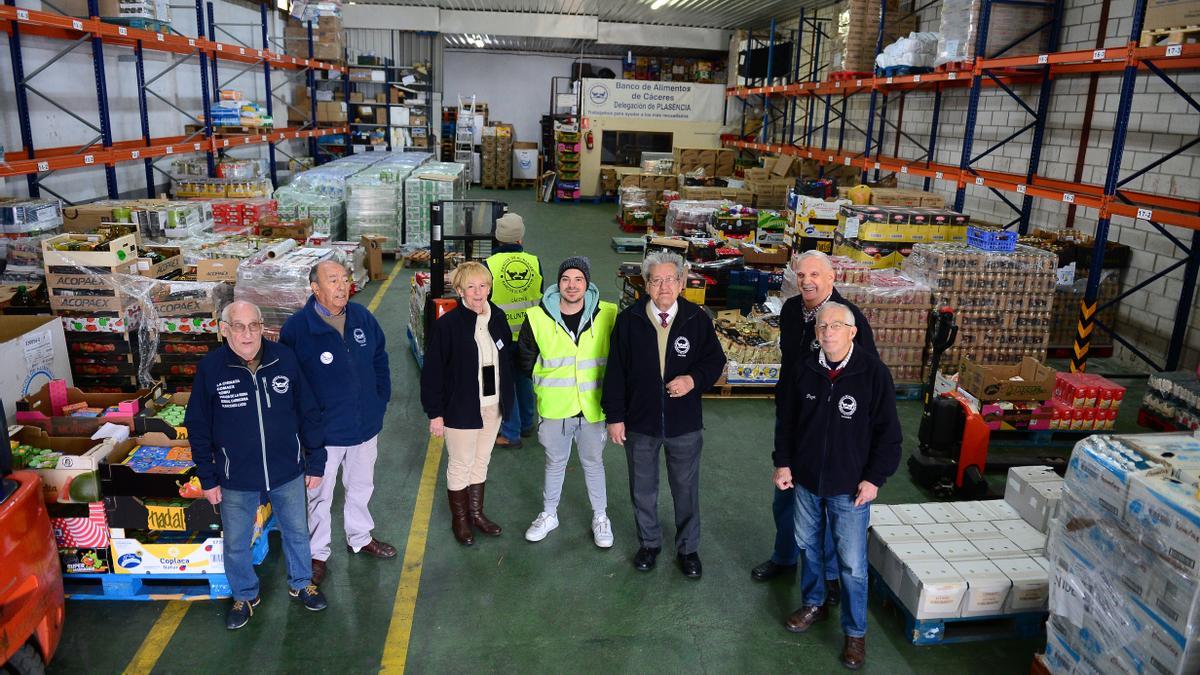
[46,188,1151,674]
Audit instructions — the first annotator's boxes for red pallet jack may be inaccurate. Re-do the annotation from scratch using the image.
[907,307,1069,498]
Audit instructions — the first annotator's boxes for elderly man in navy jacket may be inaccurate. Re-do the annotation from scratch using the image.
[280,260,394,586]
[602,251,726,579]
[773,302,901,671]
[186,300,328,630]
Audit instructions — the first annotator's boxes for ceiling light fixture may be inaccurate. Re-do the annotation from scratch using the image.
[650,0,668,9]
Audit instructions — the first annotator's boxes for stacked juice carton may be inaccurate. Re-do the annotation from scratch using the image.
[869,466,1067,626]
[1043,433,1199,674]
[1046,372,1127,432]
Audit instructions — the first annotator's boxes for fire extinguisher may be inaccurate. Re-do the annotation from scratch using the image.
[585,130,594,150]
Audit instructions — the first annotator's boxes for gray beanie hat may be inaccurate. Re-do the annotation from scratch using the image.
[558,256,591,285]
[494,213,525,243]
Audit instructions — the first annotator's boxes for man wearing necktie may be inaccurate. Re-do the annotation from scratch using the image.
[601,251,726,579]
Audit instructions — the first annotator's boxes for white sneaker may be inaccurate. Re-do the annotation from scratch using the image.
[525,512,559,542]
[592,514,614,548]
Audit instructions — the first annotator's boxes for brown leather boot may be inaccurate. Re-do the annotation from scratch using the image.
[466,483,502,536]
[841,635,866,670]
[784,604,829,633]
[447,488,474,546]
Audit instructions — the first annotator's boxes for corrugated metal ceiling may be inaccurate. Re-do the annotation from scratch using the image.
[441,33,728,56]
[359,0,824,30]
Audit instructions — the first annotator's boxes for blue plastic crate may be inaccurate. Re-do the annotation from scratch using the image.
[967,226,1017,252]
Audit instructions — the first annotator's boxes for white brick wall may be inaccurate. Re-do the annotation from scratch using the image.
[748,0,1200,371]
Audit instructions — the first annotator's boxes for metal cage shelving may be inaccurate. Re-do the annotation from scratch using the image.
[724,0,1200,373]
[0,0,349,200]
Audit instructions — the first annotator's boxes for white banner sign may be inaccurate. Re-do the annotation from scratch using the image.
[581,78,725,122]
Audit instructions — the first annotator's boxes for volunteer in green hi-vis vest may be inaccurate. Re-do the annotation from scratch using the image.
[516,256,617,548]
[486,212,543,449]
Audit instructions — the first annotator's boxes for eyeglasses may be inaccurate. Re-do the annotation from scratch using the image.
[816,321,853,333]
[646,276,681,288]
[224,321,264,335]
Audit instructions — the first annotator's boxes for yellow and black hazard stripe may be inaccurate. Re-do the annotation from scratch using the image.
[1070,299,1099,372]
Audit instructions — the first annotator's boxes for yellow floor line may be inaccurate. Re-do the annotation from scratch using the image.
[367,260,404,314]
[380,435,444,673]
[120,259,404,673]
[123,601,190,675]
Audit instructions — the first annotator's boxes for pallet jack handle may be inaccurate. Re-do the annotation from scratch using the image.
[922,306,958,407]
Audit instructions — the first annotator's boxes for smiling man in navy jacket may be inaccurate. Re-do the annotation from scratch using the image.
[186,300,328,629]
[602,251,726,579]
[280,259,395,587]
[773,302,901,670]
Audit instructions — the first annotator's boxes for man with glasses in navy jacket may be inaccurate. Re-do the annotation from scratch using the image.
[186,300,328,630]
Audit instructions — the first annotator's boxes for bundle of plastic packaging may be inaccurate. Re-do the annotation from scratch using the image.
[875,32,940,70]
[403,163,467,248]
[1045,434,1199,675]
[233,241,342,333]
[665,199,726,236]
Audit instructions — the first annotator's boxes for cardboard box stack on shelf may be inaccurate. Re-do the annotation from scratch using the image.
[901,243,1057,372]
[1043,433,1200,675]
[936,0,1051,66]
[481,124,515,189]
[284,14,344,64]
[57,0,172,23]
[837,269,933,385]
[868,471,1059,632]
[834,0,918,73]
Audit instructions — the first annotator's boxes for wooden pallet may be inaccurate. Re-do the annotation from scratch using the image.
[935,60,973,73]
[705,375,775,399]
[1140,25,1200,47]
[895,382,924,401]
[871,570,1048,646]
[186,124,275,138]
[828,70,872,82]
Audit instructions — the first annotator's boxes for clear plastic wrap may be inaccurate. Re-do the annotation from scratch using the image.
[1143,371,1200,431]
[403,163,467,247]
[832,0,917,73]
[838,270,932,383]
[935,0,1051,66]
[875,31,940,70]
[665,200,726,236]
[0,197,64,282]
[234,244,341,333]
[1046,434,1200,675]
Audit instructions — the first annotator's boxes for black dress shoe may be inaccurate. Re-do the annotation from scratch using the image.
[678,552,702,579]
[751,559,797,582]
[633,546,661,571]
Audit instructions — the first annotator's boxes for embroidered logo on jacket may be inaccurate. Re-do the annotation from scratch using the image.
[353,328,367,346]
[673,336,691,357]
[271,376,290,394]
[838,395,858,419]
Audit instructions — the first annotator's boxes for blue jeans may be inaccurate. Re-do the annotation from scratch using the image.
[793,485,871,638]
[223,475,312,601]
[500,372,537,441]
[773,487,838,580]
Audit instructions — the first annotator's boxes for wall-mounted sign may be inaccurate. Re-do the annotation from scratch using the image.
[581,78,725,123]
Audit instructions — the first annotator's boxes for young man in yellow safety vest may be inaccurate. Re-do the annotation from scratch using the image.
[486,212,543,449]
[516,256,617,548]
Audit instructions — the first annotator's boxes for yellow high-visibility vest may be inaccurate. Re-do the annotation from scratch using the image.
[527,301,617,423]
[486,252,542,338]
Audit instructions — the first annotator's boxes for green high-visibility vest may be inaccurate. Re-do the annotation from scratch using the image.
[527,301,617,423]
[486,252,543,338]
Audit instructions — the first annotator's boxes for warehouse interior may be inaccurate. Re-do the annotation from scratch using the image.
[0,0,1198,673]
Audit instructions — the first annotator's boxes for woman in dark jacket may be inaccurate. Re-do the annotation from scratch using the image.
[420,261,515,546]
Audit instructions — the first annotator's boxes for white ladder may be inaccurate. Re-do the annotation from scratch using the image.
[455,94,476,164]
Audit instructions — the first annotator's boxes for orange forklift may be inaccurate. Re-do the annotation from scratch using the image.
[1,409,65,674]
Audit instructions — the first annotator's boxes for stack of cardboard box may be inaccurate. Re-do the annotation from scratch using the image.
[835,0,917,73]
[284,15,343,64]
[743,169,792,209]
[481,124,515,189]
[673,147,736,177]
